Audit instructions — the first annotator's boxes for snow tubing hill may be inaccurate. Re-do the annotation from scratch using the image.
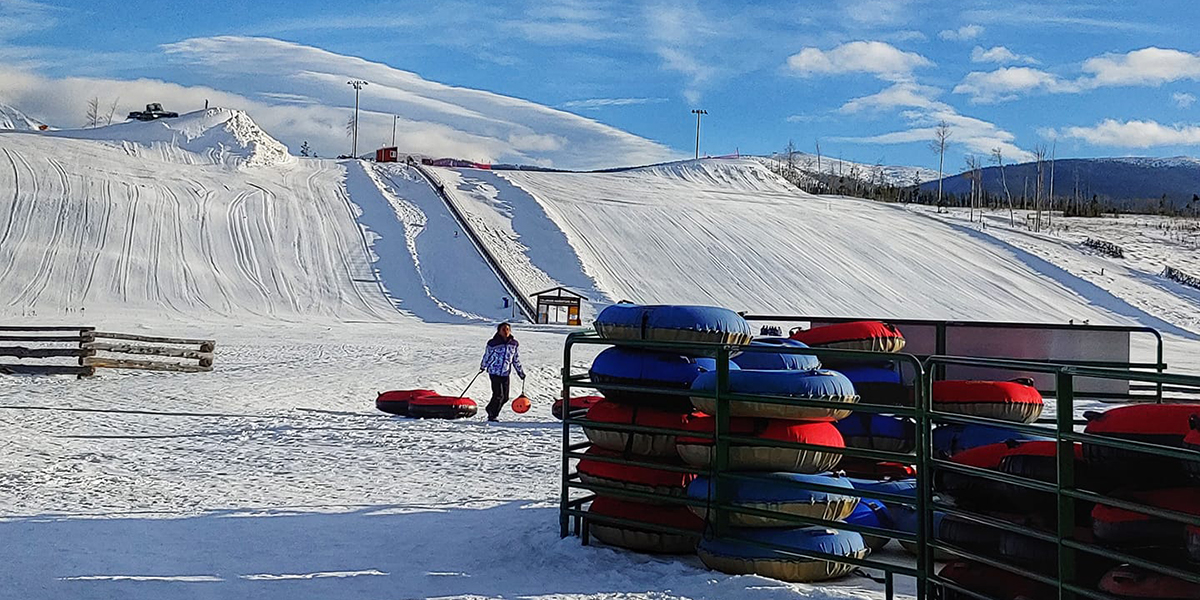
[376,389,434,416]
[836,413,915,453]
[836,364,909,406]
[932,380,1044,424]
[594,303,752,346]
[1083,403,1200,484]
[732,338,821,371]
[789,321,905,353]
[553,395,604,420]
[587,496,703,554]
[698,526,868,583]
[676,417,844,472]
[1091,487,1200,548]
[933,423,1051,458]
[686,472,858,527]
[689,369,858,421]
[589,347,730,410]
[1100,565,1200,600]
[407,395,477,419]
[577,447,695,502]
[583,400,694,457]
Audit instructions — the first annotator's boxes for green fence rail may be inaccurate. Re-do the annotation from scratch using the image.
[560,320,1200,600]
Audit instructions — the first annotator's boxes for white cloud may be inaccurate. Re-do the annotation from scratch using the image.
[0,0,60,42]
[786,41,932,82]
[938,25,983,41]
[838,82,941,113]
[832,82,1033,161]
[1081,47,1200,87]
[1052,119,1200,148]
[953,67,1079,103]
[561,97,668,110]
[1173,92,1196,108]
[970,45,1039,65]
[0,37,676,169]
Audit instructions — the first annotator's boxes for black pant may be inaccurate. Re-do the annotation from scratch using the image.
[486,374,510,418]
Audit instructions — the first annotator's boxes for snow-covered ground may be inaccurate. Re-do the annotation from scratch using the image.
[2,110,1199,600]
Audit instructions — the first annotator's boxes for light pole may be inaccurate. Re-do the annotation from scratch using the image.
[691,109,707,160]
[347,79,367,157]
[391,115,399,147]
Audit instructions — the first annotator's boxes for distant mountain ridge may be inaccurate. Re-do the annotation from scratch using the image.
[923,156,1200,208]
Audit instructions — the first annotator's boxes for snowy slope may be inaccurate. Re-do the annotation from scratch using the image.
[0,103,46,131]
[760,153,939,185]
[52,108,294,168]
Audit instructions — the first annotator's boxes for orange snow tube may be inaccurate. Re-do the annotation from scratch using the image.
[375,389,435,416]
[789,321,905,353]
[577,447,696,502]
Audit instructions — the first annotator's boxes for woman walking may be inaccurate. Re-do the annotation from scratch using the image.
[480,322,525,421]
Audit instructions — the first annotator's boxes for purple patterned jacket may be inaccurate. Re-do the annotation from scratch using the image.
[481,336,524,378]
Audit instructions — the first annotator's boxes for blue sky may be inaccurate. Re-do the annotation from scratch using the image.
[2,0,1198,170]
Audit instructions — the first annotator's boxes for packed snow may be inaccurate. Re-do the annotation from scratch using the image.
[2,111,1199,600]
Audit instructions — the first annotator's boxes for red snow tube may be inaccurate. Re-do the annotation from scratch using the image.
[676,417,844,472]
[997,441,1094,522]
[937,560,1053,600]
[407,395,478,419]
[1100,565,1200,600]
[376,389,435,416]
[1186,415,1200,480]
[933,379,1044,423]
[587,496,703,554]
[1092,487,1200,548]
[836,459,916,480]
[577,447,695,502]
[553,395,604,420]
[934,441,1014,509]
[1083,403,1200,485]
[789,321,905,353]
[583,400,696,457]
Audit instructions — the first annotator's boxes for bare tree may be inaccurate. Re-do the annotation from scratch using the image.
[1033,144,1048,232]
[346,114,356,139]
[965,155,982,222]
[991,147,1015,226]
[814,140,822,177]
[785,139,797,181]
[104,97,120,125]
[1048,139,1057,228]
[85,97,101,128]
[929,121,951,209]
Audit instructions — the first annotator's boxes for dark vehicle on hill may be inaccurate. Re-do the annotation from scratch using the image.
[128,103,179,121]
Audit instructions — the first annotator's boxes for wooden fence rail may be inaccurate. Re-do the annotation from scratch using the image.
[1082,237,1126,258]
[1162,265,1200,290]
[0,326,215,377]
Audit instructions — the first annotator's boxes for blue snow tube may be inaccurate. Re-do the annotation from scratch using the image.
[690,369,858,420]
[836,413,916,453]
[845,497,894,550]
[686,472,858,527]
[590,347,733,410]
[698,526,869,583]
[932,423,1052,458]
[732,338,821,371]
[837,364,909,406]
[594,303,753,346]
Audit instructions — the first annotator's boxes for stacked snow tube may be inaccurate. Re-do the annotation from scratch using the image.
[583,400,697,457]
[836,364,909,406]
[997,441,1095,520]
[937,560,1054,600]
[932,379,1044,424]
[934,441,1015,509]
[1091,487,1200,549]
[789,320,906,354]
[689,369,858,421]
[997,526,1115,581]
[1082,404,1200,486]
[847,477,918,551]
[731,338,821,371]
[676,416,845,472]
[577,447,695,502]
[407,395,478,419]
[844,497,892,550]
[587,496,704,554]
[589,347,729,410]
[685,472,858,527]
[697,527,868,583]
[553,395,604,420]
[593,303,753,346]
[933,423,1051,458]
[836,413,915,453]
[375,389,434,416]
[1099,565,1200,600]
[837,459,916,480]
